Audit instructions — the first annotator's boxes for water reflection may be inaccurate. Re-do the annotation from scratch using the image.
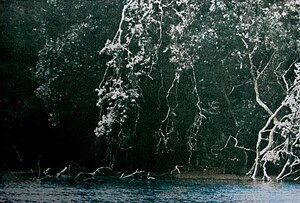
[1,175,300,202]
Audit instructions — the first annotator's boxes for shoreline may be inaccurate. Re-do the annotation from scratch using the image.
[1,169,297,184]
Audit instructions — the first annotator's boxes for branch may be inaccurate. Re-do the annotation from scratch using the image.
[251,102,285,179]
[87,166,113,176]
[212,133,255,155]
[43,168,51,175]
[156,72,180,153]
[262,159,272,181]
[248,46,277,120]
[241,38,248,49]
[120,169,144,179]
[12,145,23,167]
[294,174,300,181]
[256,50,277,80]
[276,159,291,180]
[170,165,183,175]
[113,0,134,44]
[259,125,276,156]
[56,166,68,178]
[282,59,299,91]
[221,87,238,127]
[147,172,155,180]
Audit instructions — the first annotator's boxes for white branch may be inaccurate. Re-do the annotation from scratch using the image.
[262,159,271,181]
[170,165,183,174]
[276,159,291,180]
[120,169,144,179]
[56,166,68,178]
[241,38,248,49]
[212,133,255,155]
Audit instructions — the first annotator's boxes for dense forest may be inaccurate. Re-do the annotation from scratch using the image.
[0,0,299,181]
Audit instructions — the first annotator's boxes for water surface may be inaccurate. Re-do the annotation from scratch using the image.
[1,173,300,202]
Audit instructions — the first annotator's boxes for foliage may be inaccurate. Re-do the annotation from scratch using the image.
[95,0,299,173]
[33,0,121,125]
[95,0,205,166]
[2,0,299,175]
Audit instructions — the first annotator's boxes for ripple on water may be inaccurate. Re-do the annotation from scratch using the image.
[1,176,300,202]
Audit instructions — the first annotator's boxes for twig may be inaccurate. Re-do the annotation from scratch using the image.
[170,165,183,175]
[120,169,144,179]
[294,175,300,181]
[147,172,155,180]
[87,166,113,176]
[43,168,51,175]
[276,159,290,180]
[12,145,23,167]
[212,134,255,155]
[56,166,68,178]
[74,172,84,180]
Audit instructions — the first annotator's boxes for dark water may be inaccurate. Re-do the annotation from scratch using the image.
[1,174,300,202]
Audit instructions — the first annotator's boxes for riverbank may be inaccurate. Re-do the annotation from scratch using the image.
[1,169,292,184]
[0,170,239,183]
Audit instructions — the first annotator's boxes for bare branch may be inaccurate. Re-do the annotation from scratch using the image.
[251,102,286,179]
[262,159,272,181]
[260,125,276,156]
[87,166,113,176]
[256,50,277,80]
[120,169,144,179]
[241,38,248,49]
[212,131,255,155]
[170,165,183,175]
[147,172,155,180]
[56,166,68,178]
[276,159,291,180]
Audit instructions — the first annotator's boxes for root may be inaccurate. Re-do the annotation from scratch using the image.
[262,160,271,181]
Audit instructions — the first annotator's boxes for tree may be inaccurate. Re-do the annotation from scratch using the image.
[96,0,300,176]
[232,0,299,180]
[31,0,123,166]
[19,0,299,176]
[95,0,205,168]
